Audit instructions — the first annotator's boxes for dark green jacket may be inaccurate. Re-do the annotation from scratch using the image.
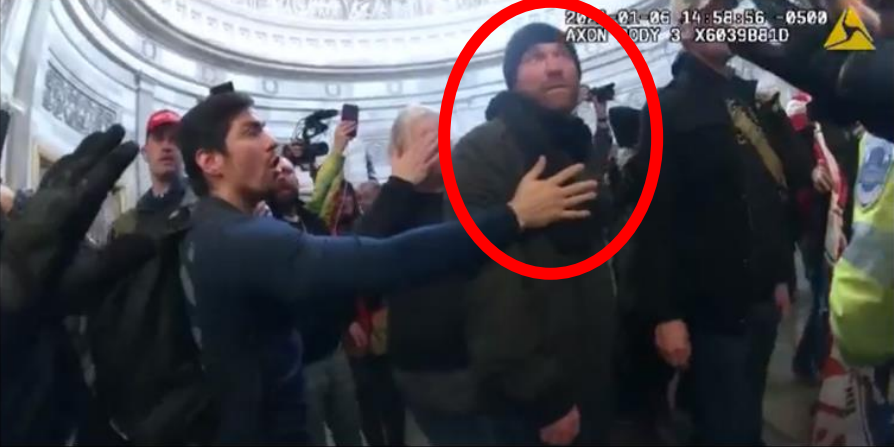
[450,92,618,431]
[110,180,195,241]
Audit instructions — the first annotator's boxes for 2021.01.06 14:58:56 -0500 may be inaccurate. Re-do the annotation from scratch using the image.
[564,8,671,44]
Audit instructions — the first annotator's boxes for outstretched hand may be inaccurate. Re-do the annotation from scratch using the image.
[1,125,138,312]
[731,1,839,98]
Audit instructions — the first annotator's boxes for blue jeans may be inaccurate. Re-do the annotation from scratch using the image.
[687,301,781,445]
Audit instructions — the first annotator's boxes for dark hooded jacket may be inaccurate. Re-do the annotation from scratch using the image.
[627,52,813,333]
[110,178,193,240]
[450,91,618,434]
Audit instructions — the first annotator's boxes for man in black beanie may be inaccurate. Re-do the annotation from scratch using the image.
[451,22,618,445]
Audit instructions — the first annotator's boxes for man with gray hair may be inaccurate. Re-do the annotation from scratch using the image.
[354,105,462,445]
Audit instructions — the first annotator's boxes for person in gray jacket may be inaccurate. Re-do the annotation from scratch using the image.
[451,23,618,446]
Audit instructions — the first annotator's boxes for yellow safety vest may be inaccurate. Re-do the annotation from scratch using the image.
[830,132,894,367]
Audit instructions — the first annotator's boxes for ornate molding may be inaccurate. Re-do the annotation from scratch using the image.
[386,81,402,95]
[140,39,157,60]
[42,64,118,134]
[90,0,108,20]
[262,78,278,95]
[198,64,222,85]
[324,83,342,97]
[206,0,505,22]
[122,0,511,69]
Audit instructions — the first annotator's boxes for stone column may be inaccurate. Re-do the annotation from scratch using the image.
[5,0,51,188]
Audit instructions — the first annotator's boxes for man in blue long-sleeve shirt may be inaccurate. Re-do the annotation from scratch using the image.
[174,91,600,444]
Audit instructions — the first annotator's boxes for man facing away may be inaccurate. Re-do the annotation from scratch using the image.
[629,1,813,444]
[451,23,619,446]
[174,90,600,444]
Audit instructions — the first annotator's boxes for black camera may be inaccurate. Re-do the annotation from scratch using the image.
[589,83,616,103]
[286,109,338,168]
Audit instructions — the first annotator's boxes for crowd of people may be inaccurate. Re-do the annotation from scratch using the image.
[1,0,892,446]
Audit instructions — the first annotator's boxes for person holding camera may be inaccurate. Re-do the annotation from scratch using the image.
[283,119,357,221]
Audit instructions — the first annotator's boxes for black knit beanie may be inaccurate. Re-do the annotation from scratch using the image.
[503,23,581,89]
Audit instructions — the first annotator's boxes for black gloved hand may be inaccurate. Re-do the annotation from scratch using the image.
[0,125,138,313]
[731,1,843,97]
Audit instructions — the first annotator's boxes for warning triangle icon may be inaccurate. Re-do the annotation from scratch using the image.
[824,7,875,51]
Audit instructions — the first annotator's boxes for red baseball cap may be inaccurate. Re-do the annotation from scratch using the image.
[146,109,181,134]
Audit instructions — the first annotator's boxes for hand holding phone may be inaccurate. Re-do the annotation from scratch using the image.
[341,104,359,138]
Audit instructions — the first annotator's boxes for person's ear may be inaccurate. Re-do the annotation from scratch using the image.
[140,145,149,162]
[196,149,224,179]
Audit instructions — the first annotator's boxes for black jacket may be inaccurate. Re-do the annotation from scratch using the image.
[451,91,618,432]
[271,198,329,237]
[0,317,90,446]
[356,177,471,371]
[628,52,812,333]
[110,179,193,241]
[1,193,143,445]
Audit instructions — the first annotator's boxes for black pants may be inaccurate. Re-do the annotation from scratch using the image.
[686,301,780,446]
[350,355,405,446]
[615,314,674,420]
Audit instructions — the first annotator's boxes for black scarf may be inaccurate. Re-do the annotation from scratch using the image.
[485,91,598,254]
